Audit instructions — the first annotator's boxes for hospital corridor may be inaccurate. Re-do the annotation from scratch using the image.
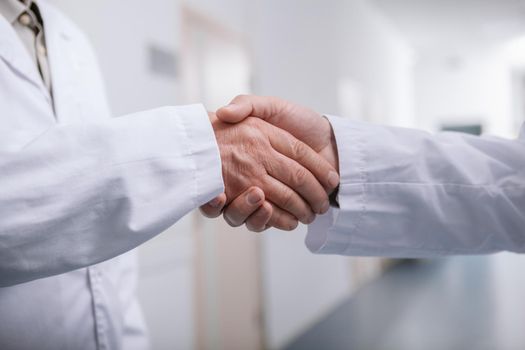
[1,0,525,349]
[286,255,525,350]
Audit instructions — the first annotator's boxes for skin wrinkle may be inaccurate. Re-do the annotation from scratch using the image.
[215,116,311,203]
[205,95,340,230]
[210,112,333,228]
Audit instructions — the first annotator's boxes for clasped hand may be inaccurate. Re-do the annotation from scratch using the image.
[201,96,340,232]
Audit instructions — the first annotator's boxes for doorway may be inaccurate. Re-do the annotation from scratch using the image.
[180,6,264,350]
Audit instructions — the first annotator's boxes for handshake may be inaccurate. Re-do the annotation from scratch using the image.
[200,95,340,232]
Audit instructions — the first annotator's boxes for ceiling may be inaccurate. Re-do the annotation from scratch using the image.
[372,0,525,55]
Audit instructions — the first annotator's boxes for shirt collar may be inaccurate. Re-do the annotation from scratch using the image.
[0,0,31,24]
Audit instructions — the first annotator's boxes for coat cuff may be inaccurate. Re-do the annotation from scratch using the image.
[175,104,224,205]
[305,116,368,254]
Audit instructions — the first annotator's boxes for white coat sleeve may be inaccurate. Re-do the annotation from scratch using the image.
[0,104,223,286]
[306,116,525,257]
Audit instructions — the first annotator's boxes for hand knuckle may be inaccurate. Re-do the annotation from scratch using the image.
[291,139,308,159]
[281,190,296,208]
[292,167,308,186]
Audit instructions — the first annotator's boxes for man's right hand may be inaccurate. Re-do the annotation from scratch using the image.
[204,112,338,230]
[202,97,340,232]
[218,95,339,172]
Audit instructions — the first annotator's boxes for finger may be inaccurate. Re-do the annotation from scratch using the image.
[218,96,340,192]
[216,95,285,123]
[262,175,316,224]
[266,147,330,214]
[266,202,299,231]
[264,123,335,201]
[199,193,227,218]
[267,150,329,214]
[245,201,273,232]
[217,95,330,152]
[223,187,265,227]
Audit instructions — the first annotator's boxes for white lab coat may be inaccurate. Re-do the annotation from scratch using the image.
[0,2,223,349]
[307,116,525,257]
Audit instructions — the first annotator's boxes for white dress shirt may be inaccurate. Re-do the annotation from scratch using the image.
[307,116,525,257]
[0,0,52,91]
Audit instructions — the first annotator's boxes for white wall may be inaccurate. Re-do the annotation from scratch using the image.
[49,0,181,115]
[414,50,515,137]
[413,30,525,138]
[337,0,416,127]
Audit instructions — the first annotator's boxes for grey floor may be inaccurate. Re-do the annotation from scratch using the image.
[285,255,525,350]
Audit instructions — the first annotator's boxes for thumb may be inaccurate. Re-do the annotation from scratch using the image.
[216,102,252,123]
[217,95,330,155]
[216,95,282,124]
[199,193,227,218]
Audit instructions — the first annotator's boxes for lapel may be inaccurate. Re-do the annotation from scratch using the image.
[0,14,51,105]
[2,1,109,124]
[37,0,84,123]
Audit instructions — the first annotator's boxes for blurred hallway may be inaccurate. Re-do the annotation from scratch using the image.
[286,255,525,350]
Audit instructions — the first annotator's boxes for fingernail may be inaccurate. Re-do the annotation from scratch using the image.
[209,197,222,208]
[305,214,316,224]
[328,171,339,188]
[247,191,263,205]
[319,200,330,214]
